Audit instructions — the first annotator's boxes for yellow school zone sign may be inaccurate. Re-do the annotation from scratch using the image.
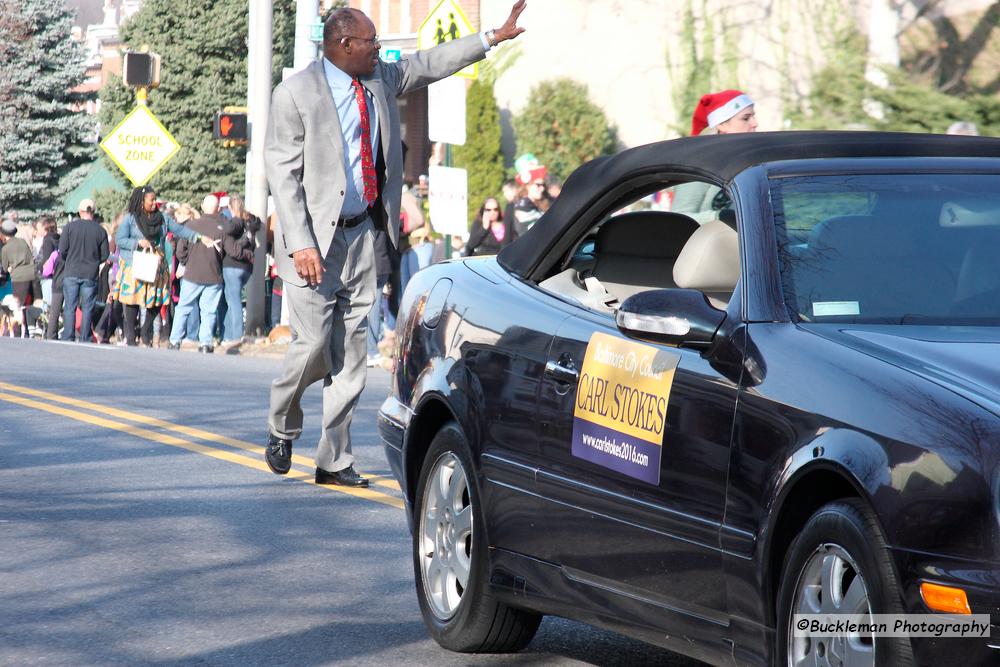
[418,0,477,80]
[100,105,180,186]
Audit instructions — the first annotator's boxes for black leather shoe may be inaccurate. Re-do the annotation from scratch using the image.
[168,342,181,350]
[265,434,293,475]
[315,465,369,487]
[198,345,214,353]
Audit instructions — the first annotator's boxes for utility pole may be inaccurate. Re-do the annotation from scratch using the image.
[245,0,319,334]
[245,0,273,337]
[269,0,320,329]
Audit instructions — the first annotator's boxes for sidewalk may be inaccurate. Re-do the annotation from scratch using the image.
[167,327,395,370]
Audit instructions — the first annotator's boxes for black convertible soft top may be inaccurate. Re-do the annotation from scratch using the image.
[497,130,1000,278]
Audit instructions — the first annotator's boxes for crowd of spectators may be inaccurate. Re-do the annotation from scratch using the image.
[0,188,257,350]
[0,155,569,355]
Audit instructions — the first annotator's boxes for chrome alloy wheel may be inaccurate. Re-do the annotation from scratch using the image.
[418,451,473,620]
[788,543,875,667]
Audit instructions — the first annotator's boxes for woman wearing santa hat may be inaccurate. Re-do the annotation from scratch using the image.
[672,89,758,223]
[690,89,758,136]
[511,154,552,236]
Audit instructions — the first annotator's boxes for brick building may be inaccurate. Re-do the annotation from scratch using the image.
[70,0,143,123]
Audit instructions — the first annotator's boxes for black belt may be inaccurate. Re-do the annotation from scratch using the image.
[339,210,370,228]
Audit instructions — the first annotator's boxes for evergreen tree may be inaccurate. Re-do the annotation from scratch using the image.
[512,78,617,183]
[664,0,740,136]
[0,2,27,150]
[93,186,129,223]
[785,27,871,130]
[98,0,296,203]
[453,79,504,226]
[788,26,1000,136]
[875,73,978,133]
[966,95,1000,134]
[0,0,94,213]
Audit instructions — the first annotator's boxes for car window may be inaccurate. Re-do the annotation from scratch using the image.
[537,180,740,312]
[773,173,1000,324]
[779,191,875,246]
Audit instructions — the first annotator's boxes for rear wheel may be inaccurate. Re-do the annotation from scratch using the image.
[412,422,541,652]
[776,499,913,666]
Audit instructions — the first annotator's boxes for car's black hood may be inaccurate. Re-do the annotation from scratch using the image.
[807,325,1000,414]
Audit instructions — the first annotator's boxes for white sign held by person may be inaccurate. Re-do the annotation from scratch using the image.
[428,166,468,237]
[428,76,466,146]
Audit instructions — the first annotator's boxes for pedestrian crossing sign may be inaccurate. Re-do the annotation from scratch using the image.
[418,0,478,80]
[100,105,180,186]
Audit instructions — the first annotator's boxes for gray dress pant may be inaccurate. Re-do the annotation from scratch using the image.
[268,218,376,472]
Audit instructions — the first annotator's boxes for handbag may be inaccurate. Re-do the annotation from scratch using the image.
[132,247,161,283]
[42,250,59,278]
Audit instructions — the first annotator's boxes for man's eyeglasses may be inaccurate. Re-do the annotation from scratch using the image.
[343,34,380,46]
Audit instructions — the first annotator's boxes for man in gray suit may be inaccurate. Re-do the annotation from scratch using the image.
[264,3,527,486]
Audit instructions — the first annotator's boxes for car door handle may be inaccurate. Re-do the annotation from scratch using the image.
[545,360,579,384]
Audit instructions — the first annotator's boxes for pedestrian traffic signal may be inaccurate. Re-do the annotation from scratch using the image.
[214,110,248,147]
[123,51,161,88]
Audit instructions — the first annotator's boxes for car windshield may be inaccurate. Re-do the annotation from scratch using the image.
[772,172,1000,325]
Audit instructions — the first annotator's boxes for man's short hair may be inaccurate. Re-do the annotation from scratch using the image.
[202,194,219,214]
[947,121,979,136]
[323,8,360,44]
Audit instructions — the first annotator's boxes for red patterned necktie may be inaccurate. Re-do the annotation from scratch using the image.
[351,79,378,204]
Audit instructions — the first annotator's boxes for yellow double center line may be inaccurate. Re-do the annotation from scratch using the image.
[0,381,404,509]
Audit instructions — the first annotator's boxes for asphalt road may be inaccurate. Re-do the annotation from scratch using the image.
[0,338,706,666]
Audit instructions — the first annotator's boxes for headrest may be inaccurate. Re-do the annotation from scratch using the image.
[595,211,699,258]
[939,201,1000,228]
[809,215,916,257]
[673,220,740,291]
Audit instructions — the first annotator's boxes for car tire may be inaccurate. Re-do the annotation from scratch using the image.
[776,498,914,667]
[412,421,542,652]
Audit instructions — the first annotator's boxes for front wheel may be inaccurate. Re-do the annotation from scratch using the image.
[412,422,541,652]
[776,499,913,667]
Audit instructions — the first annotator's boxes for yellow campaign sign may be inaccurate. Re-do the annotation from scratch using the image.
[100,105,180,187]
[418,0,478,80]
[571,332,680,485]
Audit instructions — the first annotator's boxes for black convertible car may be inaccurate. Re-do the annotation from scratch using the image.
[377,132,1000,666]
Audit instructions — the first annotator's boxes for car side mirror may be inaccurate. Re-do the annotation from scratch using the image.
[616,289,726,349]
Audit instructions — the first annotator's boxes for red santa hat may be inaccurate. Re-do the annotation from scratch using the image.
[516,165,548,187]
[691,90,754,136]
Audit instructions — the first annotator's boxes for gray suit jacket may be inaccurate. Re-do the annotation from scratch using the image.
[265,35,487,286]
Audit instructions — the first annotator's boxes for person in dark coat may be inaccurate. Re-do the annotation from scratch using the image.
[464,197,515,257]
[167,195,226,353]
[33,217,62,338]
[58,198,110,341]
[219,194,259,344]
[34,216,59,306]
